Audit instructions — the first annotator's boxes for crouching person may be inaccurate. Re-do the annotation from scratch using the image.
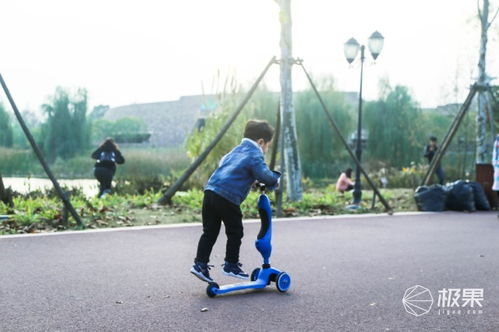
[91,138,125,198]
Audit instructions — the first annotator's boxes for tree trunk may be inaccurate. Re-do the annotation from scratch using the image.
[278,0,303,201]
[476,0,489,164]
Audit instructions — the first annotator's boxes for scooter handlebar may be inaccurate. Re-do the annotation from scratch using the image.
[255,182,266,192]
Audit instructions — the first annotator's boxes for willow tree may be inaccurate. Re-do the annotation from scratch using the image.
[294,83,354,178]
[476,0,499,163]
[276,0,303,201]
[364,85,423,168]
[41,88,89,161]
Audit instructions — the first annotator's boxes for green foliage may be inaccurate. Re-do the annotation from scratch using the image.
[492,86,499,128]
[363,82,478,176]
[364,85,423,167]
[0,103,13,147]
[0,147,40,175]
[40,87,90,161]
[172,190,205,212]
[117,147,189,180]
[294,78,354,178]
[11,110,42,149]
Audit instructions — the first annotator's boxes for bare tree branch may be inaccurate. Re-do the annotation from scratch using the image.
[488,6,499,28]
[478,0,483,20]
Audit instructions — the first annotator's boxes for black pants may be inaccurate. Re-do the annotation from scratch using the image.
[195,190,243,264]
[435,164,445,185]
[94,166,114,197]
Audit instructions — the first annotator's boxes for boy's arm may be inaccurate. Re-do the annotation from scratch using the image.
[251,156,281,191]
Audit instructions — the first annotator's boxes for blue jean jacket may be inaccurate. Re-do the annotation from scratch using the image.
[205,139,281,206]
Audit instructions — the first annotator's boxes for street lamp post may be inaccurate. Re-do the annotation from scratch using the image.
[344,31,384,206]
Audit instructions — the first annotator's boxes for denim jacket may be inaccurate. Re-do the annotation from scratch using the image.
[205,138,281,206]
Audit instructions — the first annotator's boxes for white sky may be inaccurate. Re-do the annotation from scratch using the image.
[0,0,497,113]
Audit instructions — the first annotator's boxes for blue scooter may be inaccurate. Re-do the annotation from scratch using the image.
[206,185,291,297]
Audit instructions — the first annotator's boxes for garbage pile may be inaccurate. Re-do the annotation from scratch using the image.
[414,180,491,212]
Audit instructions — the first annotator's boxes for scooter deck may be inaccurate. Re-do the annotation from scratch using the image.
[212,267,282,295]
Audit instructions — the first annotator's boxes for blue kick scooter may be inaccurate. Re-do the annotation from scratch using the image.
[206,184,291,297]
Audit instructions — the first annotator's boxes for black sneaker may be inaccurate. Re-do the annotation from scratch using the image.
[190,262,214,283]
[222,262,249,279]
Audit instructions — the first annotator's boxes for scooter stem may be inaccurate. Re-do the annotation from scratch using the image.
[255,193,272,266]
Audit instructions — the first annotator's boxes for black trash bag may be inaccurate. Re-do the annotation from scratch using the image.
[414,185,447,211]
[444,180,476,212]
[468,181,491,211]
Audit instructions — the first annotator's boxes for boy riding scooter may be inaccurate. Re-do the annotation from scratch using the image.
[191,120,280,282]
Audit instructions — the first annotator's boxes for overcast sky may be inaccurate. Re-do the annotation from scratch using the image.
[0,0,497,113]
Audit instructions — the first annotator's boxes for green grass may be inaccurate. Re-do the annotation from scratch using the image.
[0,187,416,235]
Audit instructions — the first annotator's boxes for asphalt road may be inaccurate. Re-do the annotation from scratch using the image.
[1,212,498,332]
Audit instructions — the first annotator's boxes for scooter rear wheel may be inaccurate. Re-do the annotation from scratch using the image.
[250,268,261,281]
[276,272,291,292]
[206,282,219,298]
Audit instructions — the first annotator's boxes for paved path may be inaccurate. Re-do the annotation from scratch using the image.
[1,212,498,331]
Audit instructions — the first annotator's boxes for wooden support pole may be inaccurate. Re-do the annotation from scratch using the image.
[269,102,281,170]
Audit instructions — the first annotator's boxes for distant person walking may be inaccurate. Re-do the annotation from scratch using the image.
[424,136,445,185]
[91,138,125,198]
[336,168,354,193]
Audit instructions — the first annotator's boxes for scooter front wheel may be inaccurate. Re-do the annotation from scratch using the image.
[206,282,219,298]
[276,272,291,292]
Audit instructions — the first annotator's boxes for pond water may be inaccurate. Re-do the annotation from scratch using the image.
[2,177,98,197]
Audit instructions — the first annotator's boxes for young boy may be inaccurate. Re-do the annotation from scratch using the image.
[191,120,281,282]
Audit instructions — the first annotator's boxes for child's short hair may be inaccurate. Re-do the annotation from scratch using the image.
[244,120,274,143]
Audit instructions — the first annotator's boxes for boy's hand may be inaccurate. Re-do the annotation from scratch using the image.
[274,177,280,190]
[252,181,262,191]
[252,181,267,191]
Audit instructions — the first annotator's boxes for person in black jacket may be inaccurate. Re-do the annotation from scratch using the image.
[91,138,125,198]
[424,136,445,185]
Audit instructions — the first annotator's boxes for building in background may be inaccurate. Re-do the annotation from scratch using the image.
[104,95,217,147]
